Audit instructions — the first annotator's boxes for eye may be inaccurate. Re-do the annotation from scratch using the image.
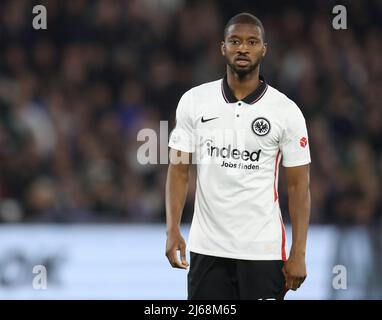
[228,39,240,45]
[248,39,258,45]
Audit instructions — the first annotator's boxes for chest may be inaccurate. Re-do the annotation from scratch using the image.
[194,101,284,152]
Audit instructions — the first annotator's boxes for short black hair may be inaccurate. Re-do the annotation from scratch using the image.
[224,13,265,41]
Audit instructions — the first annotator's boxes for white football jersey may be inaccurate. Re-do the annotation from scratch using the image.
[169,76,311,261]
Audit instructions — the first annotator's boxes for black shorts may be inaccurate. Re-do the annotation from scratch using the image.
[187,252,287,300]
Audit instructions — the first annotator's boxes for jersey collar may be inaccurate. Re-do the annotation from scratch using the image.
[221,75,268,104]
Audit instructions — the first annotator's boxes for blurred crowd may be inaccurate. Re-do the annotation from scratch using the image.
[0,0,381,224]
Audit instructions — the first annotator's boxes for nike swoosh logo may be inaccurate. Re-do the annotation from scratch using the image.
[201,116,219,123]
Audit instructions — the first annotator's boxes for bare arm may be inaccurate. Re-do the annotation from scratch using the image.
[283,164,311,291]
[165,148,192,269]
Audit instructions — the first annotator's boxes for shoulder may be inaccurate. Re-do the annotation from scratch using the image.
[176,79,221,116]
[265,84,305,118]
[183,79,222,100]
[266,85,298,110]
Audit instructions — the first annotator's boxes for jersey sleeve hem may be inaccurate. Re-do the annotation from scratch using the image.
[282,159,311,167]
[168,142,194,153]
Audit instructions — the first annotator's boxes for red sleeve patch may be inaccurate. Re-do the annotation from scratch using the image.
[300,137,308,148]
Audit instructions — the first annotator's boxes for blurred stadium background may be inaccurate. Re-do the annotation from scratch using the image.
[0,0,381,299]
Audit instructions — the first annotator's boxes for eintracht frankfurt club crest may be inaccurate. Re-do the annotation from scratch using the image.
[252,117,271,136]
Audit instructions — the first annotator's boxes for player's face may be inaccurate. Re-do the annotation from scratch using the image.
[221,24,267,78]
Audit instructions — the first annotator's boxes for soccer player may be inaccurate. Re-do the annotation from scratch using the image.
[165,13,311,300]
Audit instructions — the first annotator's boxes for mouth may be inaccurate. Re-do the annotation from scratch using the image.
[235,56,251,67]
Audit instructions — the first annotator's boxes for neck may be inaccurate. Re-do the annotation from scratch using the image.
[226,66,261,100]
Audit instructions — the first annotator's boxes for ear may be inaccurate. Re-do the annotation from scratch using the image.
[262,42,267,57]
[221,41,226,57]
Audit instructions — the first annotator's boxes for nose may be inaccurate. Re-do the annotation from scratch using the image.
[237,42,249,53]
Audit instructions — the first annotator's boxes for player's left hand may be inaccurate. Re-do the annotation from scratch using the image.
[282,254,307,291]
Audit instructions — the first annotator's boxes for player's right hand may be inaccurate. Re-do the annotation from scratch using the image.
[165,230,189,269]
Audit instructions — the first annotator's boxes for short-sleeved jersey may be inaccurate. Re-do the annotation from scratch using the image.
[169,76,311,261]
